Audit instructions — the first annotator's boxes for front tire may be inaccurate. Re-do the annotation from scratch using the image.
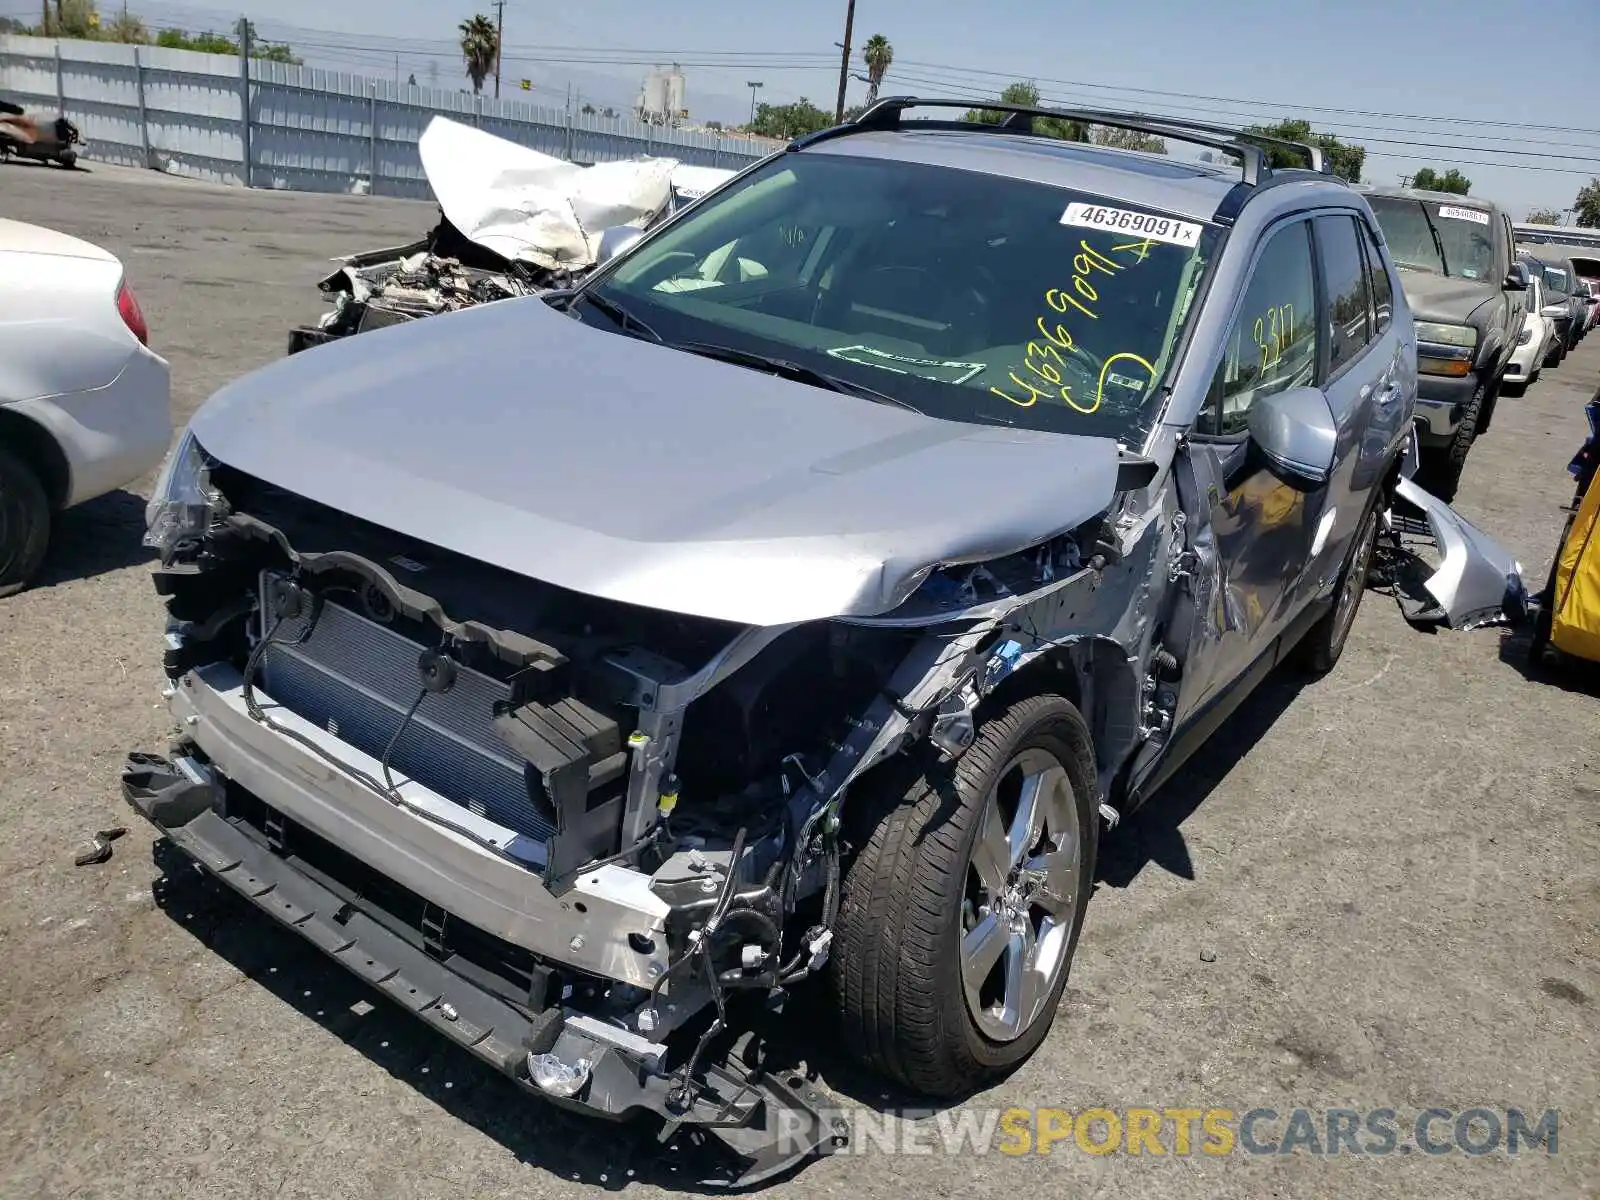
[1477,378,1502,435]
[832,693,1097,1098]
[1415,378,1484,502]
[0,443,51,597]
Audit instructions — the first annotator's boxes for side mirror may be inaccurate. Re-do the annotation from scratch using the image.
[1247,386,1338,488]
[595,226,646,267]
[1503,262,1531,291]
[1542,303,1568,317]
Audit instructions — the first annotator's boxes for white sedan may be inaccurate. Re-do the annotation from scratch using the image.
[0,218,171,595]
[1502,273,1558,393]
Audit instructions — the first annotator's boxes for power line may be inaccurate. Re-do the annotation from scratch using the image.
[885,55,1600,140]
[881,69,1600,151]
[878,68,1600,176]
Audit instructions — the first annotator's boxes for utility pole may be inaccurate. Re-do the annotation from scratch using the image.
[746,80,763,127]
[493,0,505,100]
[235,16,252,188]
[833,0,856,122]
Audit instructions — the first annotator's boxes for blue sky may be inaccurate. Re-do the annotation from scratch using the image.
[15,0,1600,214]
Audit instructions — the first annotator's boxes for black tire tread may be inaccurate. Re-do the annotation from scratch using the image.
[0,442,50,598]
[832,693,1095,1097]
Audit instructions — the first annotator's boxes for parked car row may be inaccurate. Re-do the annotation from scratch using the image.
[1513,245,1599,364]
[120,99,1528,1184]
[1341,187,1600,501]
[1351,187,1533,500]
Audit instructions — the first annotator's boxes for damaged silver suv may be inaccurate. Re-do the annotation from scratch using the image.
[129,99,1522,1184]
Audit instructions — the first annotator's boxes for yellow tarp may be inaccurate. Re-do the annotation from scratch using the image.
[1551,478,1600,661]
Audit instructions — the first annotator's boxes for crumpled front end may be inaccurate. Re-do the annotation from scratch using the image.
[125,404,1157,1182]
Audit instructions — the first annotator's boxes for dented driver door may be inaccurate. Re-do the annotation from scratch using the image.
[1168,216,1327,725]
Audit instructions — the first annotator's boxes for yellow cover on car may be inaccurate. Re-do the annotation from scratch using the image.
[1551,479,1600,661]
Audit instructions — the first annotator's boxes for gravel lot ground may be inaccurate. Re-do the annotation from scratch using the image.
[1,161,1597,1200]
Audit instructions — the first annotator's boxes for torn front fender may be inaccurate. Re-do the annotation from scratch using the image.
[1392,477,1528,630]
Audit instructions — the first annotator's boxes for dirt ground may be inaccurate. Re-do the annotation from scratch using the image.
[1,161,1596,1200]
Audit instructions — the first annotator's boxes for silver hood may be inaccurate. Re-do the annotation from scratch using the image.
[190,297,1123,626]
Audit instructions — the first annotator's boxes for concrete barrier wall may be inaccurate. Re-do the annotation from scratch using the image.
[0,34,770,199]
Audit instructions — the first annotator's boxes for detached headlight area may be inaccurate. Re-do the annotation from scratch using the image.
[1415,321,1478,378]
[144,429,228,556]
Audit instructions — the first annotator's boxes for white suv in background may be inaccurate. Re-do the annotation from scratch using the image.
[0,219,172,595]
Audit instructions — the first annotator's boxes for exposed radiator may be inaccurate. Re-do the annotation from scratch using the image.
[257,583,557,844]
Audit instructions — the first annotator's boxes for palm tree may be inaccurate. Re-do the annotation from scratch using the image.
[862,34,893,106]
[459,14,499,95]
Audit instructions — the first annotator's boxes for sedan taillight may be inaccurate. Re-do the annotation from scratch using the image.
[117,279,149,345]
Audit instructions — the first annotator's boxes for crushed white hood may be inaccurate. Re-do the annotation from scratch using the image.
[416,116,678,272]
[669,163,737,203]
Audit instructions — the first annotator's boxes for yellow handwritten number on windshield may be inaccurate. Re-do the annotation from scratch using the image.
[1252,303,1294,371]
[990,240,1137,414]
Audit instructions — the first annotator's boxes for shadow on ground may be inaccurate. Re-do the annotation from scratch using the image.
[1496,624,1600,697]
[36,489,154,587]
[1096,673,1307,889]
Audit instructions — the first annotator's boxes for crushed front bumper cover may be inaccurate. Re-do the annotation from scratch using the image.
[1390,477,1528,630]
[121,751,847,1188]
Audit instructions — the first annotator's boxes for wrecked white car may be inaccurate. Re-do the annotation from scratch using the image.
[288,117,737,354]
[130,99,1524,1185]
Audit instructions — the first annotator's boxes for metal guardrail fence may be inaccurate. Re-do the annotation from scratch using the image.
[0,34,771,199]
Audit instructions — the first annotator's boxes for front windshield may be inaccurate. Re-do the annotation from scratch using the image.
[1366,196,1498,280]
[582,152,1220,444]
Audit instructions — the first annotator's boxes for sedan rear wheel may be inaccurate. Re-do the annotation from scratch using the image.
[0,444,51,598]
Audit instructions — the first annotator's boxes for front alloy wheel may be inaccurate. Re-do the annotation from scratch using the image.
[961,748,1081,1042]
[832,694,1097,1097]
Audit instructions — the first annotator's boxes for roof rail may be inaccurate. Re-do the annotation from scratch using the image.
[791,96,1267,186]
[1067,107,1332,175]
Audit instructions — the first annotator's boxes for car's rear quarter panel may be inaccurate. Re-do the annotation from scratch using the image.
[0,247,172,506]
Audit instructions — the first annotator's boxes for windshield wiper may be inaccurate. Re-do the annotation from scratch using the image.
[1417,205,1451,276]
[670,341,923,413]
[578,290,662,343]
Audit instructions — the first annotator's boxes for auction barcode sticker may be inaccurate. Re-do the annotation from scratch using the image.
[1060,202,1202,247]
[1436,204,1490,225]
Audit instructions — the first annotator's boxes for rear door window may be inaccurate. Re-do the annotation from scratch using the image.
[1315,215,1372,377]
[1361,221,1394,336]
